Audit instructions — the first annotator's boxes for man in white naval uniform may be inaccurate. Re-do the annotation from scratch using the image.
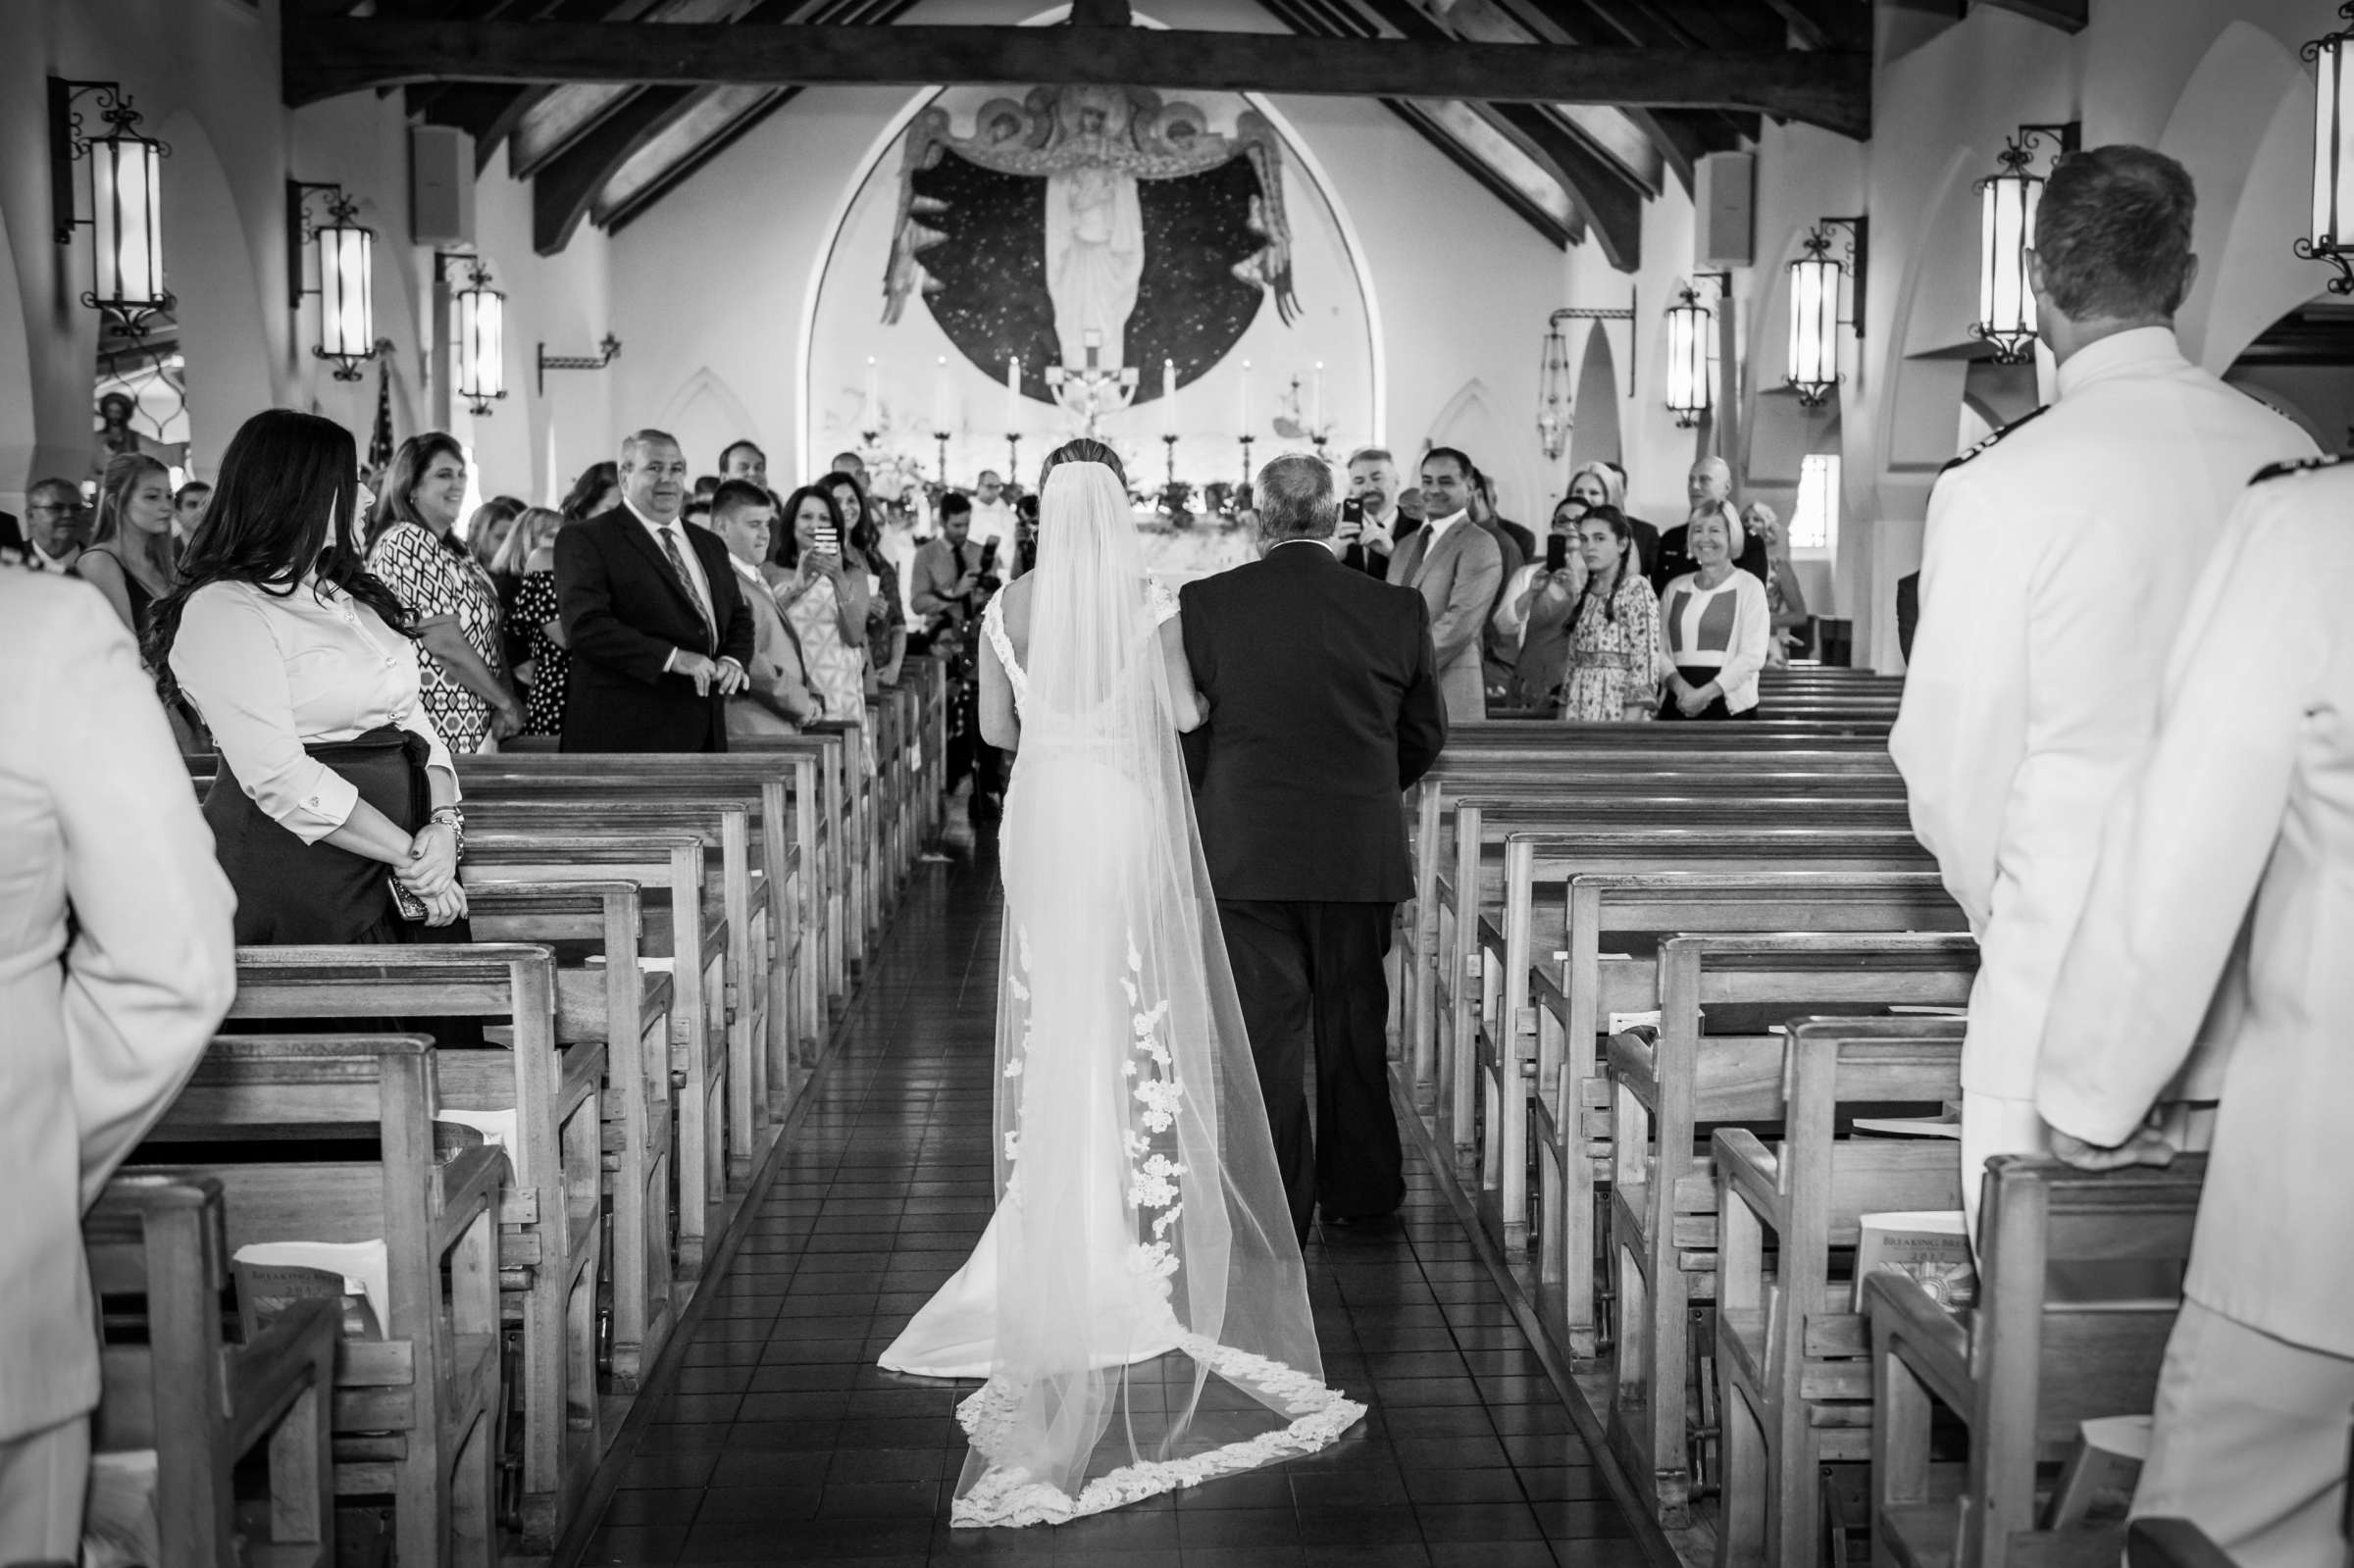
[1888,145,2316,1239]
[2037,456,2354,1568]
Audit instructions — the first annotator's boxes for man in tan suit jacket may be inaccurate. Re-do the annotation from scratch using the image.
[0,574,236,1559]
[1386,446,1503,723]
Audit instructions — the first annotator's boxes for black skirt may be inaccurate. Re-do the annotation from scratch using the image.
[205,725,473,947]
[1657,663,1756,723]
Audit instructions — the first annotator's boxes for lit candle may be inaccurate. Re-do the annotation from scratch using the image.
[1005,355,1020,432]
[933,355,950,432]
[1237,360,1252,433]
[1312,362,1326,434]
[1161,359,1177,435]
[864,356,879,425]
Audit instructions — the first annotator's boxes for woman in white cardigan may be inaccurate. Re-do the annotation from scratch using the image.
[1654,508,1771,720]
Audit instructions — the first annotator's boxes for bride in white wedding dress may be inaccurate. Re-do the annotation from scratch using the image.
[877,440,1364,1527]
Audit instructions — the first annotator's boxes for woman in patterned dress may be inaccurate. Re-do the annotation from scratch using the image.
[364,433,523,754]
[493,507,569,739]
[1558,506,1662,723]
[772,483,872,770]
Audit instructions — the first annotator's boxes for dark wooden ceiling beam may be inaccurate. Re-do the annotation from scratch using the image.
[1974,0,2086,30]
[1759,0,1871,52]
[283,16,1871,137]
[532,83,700,252]
[1488,101,1640,268]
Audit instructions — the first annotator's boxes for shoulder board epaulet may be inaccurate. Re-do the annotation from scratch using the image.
[2250,453,2341,485]
[1939,402,2052,475]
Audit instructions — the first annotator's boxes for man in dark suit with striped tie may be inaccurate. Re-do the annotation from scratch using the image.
[556,429,754,753]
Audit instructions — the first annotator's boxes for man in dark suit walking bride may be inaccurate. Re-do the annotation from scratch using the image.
[1180,453,1449,1242]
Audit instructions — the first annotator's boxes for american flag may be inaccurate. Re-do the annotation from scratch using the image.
[362,355,394,483]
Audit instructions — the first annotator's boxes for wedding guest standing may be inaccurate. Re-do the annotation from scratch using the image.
[559,461,620,523]
[717,439,767,488]
[1650,456,1767,592]
[75,452,177,637]
[557,429,752,753]
[1744,502,1814,662]
[708,479,816,738]
[1559,507,1661,722]
[1490,497,1588,711]
[825,471,905,689]
[1386,446,1502,723]
[2037,457,2354,1568]
[1344,446,1407,573]
[1890,146,2316,1229]
[1182,453,1448,1241]
[500,508,571,741]
[14,479,87,574]
[171,479,212,544]
[366,433,523,754]
[1567,460,1658,579]
[772,483,871,752]
[1655,509,1769,721]
[0,572,233,1565]
[156,410,470,941]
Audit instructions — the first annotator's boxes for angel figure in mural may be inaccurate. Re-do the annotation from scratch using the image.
[884,84,1300,402]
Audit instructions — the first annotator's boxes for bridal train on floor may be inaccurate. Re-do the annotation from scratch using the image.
[877,456,1363,1527]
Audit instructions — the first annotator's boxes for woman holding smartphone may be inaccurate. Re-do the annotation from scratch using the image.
[773,483,872,769]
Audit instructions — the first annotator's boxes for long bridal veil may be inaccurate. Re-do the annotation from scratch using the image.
[954,460,1362,1526]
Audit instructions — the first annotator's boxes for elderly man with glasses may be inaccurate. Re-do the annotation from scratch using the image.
[5,481,89,574]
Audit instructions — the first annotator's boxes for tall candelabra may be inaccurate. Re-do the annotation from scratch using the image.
[1163,434,1179,493]
[1005,433,1022,488]
[932,429,950,486]
[1238,434,1255,492]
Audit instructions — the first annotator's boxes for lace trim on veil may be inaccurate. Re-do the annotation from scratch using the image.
[949,1340,1367,1528]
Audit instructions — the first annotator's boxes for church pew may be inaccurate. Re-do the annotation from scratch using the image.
[1713,1016,1969,1568]
[1868,1156,2206,1568]
[462,831,734,1262]
[898,654,950,843]
[1605,931,1980,1528]
[85,1173,340,1568]
[220,949,599,1553]
[807,718,884,969]
[1454,805,1926,1237]
[466,881,679,1391]
[2127,1520,2243,1568]
[1433,797,1920,1145]
[1401,742,1902,1069]
[1523,871,1963,1355]
[139,1035,507,1568]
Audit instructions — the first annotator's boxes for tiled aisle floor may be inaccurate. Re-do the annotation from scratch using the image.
[574,839,1654,1567]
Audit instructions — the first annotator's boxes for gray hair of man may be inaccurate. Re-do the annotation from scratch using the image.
[1255,453,1339,543]
[2033,144,2198,322]
[620,428,684,467]
[1345,445,1396,470]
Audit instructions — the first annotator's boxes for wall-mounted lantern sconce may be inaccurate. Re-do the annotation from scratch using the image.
[538,335,623,396]
[2302,5,2354,293]
[50,77,171,337]
[288,179,379,380]
[1974,123,2080,362]
[435,251,507,416]
[1535,292,1637,460]
[1787,217,1867,410]
[1664,274,1730,429]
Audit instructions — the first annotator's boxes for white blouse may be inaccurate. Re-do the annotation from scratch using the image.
[1656,569,1771,714]
[170,576,457,843]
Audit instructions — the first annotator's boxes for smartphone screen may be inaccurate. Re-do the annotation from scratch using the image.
[1546,533,1570,574]
[813,526,840,557]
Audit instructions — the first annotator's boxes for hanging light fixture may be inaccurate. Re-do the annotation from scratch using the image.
[447,256,507,415]
[49,78,172,337]
[288,180,380,380]
[1535,316,1573,460]
[1786,218,1866,409]
[2301,5,2354,292]
[1663,278,1725,429]
[1973,124,2079,362]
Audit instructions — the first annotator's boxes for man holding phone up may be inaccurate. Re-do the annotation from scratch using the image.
[909,490,1007,809]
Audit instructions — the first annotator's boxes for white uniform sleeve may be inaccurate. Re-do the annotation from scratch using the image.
[2037,486,2329,1145]
[45,597,237,1203]
[172,588,362,841]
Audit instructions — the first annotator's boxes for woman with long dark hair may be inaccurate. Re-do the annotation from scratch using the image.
[823,470,905,688]
[558,461,620,523]
[152,409,468,940]
[1556,505,1661,722]
[772,482,870,759]
[365,433,522,753]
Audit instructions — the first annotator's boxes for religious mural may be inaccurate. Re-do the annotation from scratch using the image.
[883,85,1300,408]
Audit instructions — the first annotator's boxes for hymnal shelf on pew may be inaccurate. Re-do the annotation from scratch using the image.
[1851,1211,1975,1311]
[230,1239,389,1340]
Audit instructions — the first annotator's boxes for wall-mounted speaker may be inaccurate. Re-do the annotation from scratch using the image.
[1695,152,1755,270]
[411,126,476,247]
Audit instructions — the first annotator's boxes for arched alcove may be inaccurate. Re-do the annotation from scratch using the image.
[2160,23,2324,371]
[157,110,273,476]
[2226,295,2354,456]
[1567,320,1621,473]
[660,367,764,476]
[1422,379,1524,509]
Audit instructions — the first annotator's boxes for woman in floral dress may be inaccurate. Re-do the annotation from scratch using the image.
[365,433,522,754]
[773,483,873,771]
[1557,505,1661,722]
